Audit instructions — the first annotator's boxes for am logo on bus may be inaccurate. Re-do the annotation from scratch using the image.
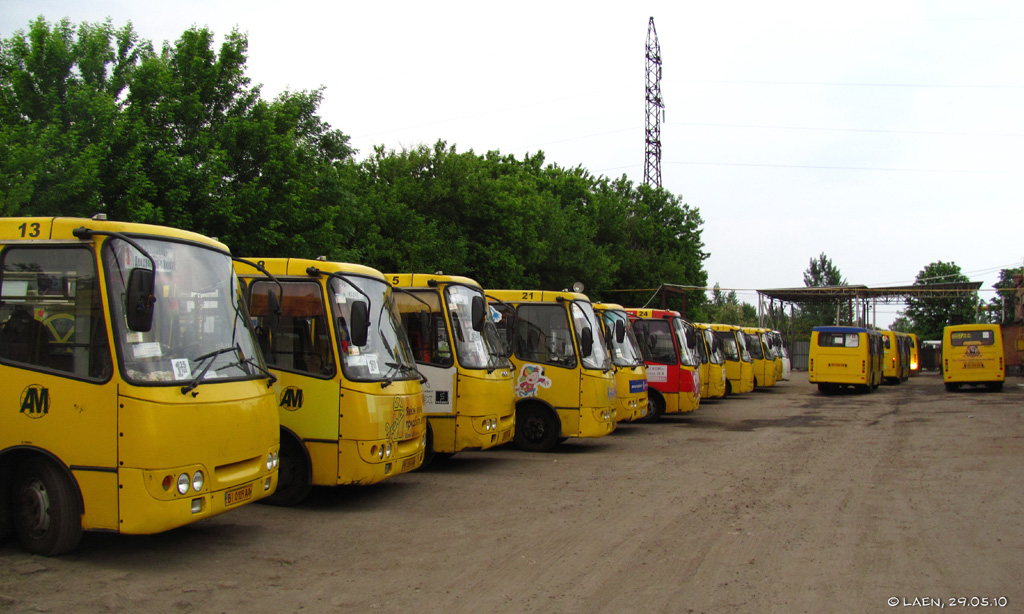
[20,384,49,418]
[280,386,303,410]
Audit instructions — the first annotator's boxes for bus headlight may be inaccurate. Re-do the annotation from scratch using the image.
[177,473,190,495]
[266,451,279,471]
[192,470,204,492]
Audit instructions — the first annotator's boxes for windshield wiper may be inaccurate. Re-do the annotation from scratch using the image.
[181,345,242,395]
[380,361,426,388]
[216,356,278,387]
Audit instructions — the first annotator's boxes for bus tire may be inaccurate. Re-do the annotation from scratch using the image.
[636,392,664,423]
[513,405,559,452]
[420,423,437,469]
[988,382,1003,392]
[263,434,311,507]
[13,459,82,556]
[944,382,958,392]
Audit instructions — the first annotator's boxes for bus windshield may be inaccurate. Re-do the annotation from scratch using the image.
[737,331,752,361]
[715,331,740,361]
[571,301,610,371]
[672,319,698,367]
[444,284,509,371]
[103,237,266,386]
[704,329,724,364]
[329,275,417,382]
[601,309,644,368]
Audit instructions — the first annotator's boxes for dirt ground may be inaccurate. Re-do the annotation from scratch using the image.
[1,371,1022,613]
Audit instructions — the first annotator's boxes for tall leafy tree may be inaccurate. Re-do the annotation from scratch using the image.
[1,18,355,258]
[705,283,756,326]
[987,267,1021,324]
[903,261,977,339]
[0,17,145,216]
[798,252,850,327]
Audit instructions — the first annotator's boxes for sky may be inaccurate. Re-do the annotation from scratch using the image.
[3,0,1022,326]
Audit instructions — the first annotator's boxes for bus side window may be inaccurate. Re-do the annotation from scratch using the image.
[0,247,111,380]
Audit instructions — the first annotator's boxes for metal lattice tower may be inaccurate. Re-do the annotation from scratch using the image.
[644,16,665,188]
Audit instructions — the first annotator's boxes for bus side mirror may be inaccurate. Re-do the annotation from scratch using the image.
[615,320,626,344]
[349,300,370,347]
[581,327,594,357]
[267,289,282,332]
[471,295,485,332]
[125,268,156,332]
[685,329,696,347]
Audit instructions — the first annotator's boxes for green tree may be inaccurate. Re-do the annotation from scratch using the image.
[705,283,757,326]
[903,261,977,340]
[987,267,1021,324]
[352,142,708,306]
[797,252,850,328]
[1,18,355,258]
[0,17,144,216]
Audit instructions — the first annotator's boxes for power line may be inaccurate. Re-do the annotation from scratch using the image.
[664,160,1018,174]
[670,79,1024,89]
[666,121,1024,138]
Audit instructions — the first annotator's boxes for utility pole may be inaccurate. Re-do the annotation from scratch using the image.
[644,17,664,188]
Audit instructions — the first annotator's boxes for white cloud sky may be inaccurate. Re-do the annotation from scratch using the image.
[3,0,1022,325]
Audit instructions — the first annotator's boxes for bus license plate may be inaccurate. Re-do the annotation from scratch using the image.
[402,457,417,472]
[225,484,252,506]
[501,430,512,442]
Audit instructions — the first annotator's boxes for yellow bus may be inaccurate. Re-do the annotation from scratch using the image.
[488,289,616,451]
[693,323,727,399]
[593,304,648,423]
[0,217,279,555]
[711,324,754,396]
[741,327,778,388]
[942,324,1005,392]
[880,330,910,384]
[908,332,920,375]
[809,326,883,393]
[235,258,425,505]
[770,330,791,381]
[389,273,515,464]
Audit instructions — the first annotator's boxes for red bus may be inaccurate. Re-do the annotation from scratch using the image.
[625,308,701,421]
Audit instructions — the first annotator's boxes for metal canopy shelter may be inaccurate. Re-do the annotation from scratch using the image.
[756,282,984,328]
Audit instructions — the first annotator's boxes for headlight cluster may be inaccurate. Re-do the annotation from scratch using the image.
[482,418,498,432]
[601,410,612,422]
[371,443,393,460]
[173,470,204,495]
[266,450,279,471]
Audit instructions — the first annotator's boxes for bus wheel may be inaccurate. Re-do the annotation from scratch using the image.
[263,436,311,507]
[637,393,664,424]
[988,382,1003,392]
[513,405,559,452]
[13,460,81,556]
[944,383,958,392]
[420,424,436,469]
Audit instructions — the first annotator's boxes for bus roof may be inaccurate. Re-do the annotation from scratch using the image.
[812,326,873,334]
[486,289,590,303]
[235,257,385,280]
[5,216,228,252]
[389,273,482,290]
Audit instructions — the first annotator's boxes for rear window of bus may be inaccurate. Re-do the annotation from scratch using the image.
[949,330,995,346]
[818,332,859,348]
